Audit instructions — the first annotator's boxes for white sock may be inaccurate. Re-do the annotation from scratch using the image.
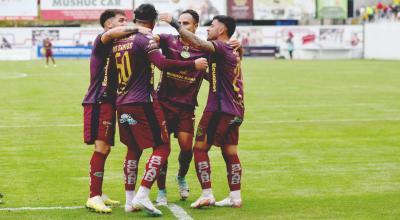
[126,191,135,204]
[202,188,213,197]
[230,190,241,201]
[136,186,150,199]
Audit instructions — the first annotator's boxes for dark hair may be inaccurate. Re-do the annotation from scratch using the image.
[134,4,158,23]
[99,9,125,27]
[180,9,199,24]
[212,15,236,38]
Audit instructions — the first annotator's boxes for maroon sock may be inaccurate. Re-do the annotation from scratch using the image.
[194,148,211,189]
[141,144,170,189]
[178,150,193,178]
[157,160,168,190]
[223,153,242,191]
[89,151,107,198]
[124,147,141,191]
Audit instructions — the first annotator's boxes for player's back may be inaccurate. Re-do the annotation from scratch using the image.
[205,40,244,118]
[111,33,158,106]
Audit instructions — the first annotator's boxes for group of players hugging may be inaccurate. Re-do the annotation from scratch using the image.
[82,3,244,217]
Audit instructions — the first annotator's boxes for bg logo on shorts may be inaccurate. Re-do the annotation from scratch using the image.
[120,114,138,125]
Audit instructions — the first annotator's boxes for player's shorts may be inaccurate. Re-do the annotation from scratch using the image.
[117,102,169,150]
[158,100,195,137]
[83,103,116,146]
[195,111,243,147]
[45,49,52,57]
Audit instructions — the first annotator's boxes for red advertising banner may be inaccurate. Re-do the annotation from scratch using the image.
[41,10,133,21]
[40,0,133,20]
[227,0,253,20]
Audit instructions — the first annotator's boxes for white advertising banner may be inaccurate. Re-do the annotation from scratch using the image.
[0,0,38,20]
[254,0,316,20]
[134,0,227,25]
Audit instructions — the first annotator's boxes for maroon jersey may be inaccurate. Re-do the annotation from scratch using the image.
[110,33,196,106]
[156,34,206,107]
[205,40,244,117]
[82,34,114,105]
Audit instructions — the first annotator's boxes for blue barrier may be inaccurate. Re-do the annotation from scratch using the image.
[37,46,93,58]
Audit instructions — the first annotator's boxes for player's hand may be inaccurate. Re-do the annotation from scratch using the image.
[159,13,173,24]
[228,38,241,50]
[137,26,152,35]
[194,58,208,71]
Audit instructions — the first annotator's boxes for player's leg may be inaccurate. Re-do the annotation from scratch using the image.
[191,139,214,208]
[124,144,142,212]
[85,103,117,213]
[215,144,243,208]
[131,103,170,216]
[155,159,168,206]
[133,143,171,216]
[51,55,56,66]
[45,56,49,67]
[191,112,217,208]
[176,131,193,200]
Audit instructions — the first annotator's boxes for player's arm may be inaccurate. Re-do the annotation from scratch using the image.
[148,50,208,72]
[101,26,151,44]
[159,13,215,53]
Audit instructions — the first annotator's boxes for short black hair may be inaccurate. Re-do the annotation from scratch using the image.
[99,9,125,27]
[134,4,158,23]
[212,15,236,38]
[180,9,199,24]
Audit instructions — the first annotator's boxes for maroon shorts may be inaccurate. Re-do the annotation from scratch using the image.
[195,111,243,147]
[117,102,169,150]
[159,100,195,137]
[45,49,53,57]
[83,103,116,146]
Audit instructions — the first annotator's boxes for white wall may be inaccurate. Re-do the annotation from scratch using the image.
[365,22,400,60]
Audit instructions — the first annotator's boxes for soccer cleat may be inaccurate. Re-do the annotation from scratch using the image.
[176,176,189,200]
[132,196,162,217]
[101,194,120,207]
[124,202,141,212]
[155,189,168,206]
[86,195,112,213]
[215,197,242,208]
[190,194,215,208]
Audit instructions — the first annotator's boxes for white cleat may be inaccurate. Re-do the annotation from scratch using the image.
[215,197,242,208]
[155,190,168,206]
[132,196,162,217]
[101,194,120,207]
[176,176,189,200]
[190,194,215,209]
[86,195,112,213]
[124,202,141,212]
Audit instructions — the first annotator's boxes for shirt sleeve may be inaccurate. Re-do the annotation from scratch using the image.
[210,40,226,56]
[92,34,108,55]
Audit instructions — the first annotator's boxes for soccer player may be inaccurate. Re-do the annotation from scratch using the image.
[82,9,151,213]
[153,10,241,206]
[109,4,208,216]
[43,38,56,67]
[161,14,245,208]
[152,9,206,205]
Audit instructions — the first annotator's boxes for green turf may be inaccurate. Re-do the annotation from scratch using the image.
[0,59,399,219]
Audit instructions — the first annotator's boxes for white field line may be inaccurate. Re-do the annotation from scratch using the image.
[167,204,194,220]
[0,206,84,211]
[247,103,398,108]
[0,203,193,220]
[1,118,400,129]
[0,73,28,79]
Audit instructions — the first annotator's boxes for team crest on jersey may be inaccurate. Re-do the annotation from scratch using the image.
[120,114,137,125]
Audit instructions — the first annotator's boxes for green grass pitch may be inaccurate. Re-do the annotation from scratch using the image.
[0,59,399,219]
